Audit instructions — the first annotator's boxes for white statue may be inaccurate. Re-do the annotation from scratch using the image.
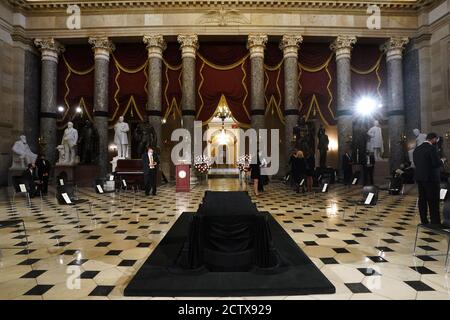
[408,129,427,166]
[114,116,130,158]
[367,120,384,161]
[11,135,37,168]
[56,145,66,165]
[61,121,78,165]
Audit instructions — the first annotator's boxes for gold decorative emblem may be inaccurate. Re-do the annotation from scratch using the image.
[197,6,250,26]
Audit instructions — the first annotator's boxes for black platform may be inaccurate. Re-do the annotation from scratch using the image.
[124,212,335,297]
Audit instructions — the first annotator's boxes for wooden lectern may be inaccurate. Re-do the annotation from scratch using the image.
[176,164,190,192]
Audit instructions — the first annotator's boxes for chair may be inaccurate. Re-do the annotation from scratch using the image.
[0,219,29,251]
[413,199,450,272]
[343,185,379,220]
[388,175,404,195]
[11,176,31,205]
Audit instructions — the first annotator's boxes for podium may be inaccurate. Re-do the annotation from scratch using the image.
[176,164,190,192]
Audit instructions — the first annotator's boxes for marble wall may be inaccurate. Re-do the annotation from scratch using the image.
[403,45,421,145]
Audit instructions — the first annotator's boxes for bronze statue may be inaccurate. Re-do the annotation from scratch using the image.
[317,125,329,168]
[78,120,99,164]
[293,116,314,158]
[133,122,157,157]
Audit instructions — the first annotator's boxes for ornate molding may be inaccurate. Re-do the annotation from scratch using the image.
[177,34,198,59]
[330,35,357,60]
[34,38,64,63]
[88,36,115,61]
[196,6,250,26]
[381,37,409,61]
[8,0,436,12]
[280,35,303,59]
[143,34,166,59]
[247,34,268,59]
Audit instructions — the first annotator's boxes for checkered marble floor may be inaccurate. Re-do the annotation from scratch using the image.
[0,179,449,300]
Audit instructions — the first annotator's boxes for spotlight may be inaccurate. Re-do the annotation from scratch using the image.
[356,97,380,116]
[161,118,167,124]
[75,106,82,113]
[57,106,65,113]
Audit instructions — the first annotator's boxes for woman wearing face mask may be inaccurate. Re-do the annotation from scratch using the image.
[250,151,263,196]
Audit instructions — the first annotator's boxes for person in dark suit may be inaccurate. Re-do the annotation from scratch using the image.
[342,150,353,185]
[35,154,51,195]
[413,133,447,225]
[362,151,376,186]
[292,151,307,193]
[22,163,40,198]
[250,153,263,196]
[142,146,160,196]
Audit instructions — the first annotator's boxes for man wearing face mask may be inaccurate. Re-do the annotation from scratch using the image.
[142,146,160,196]
[413,133,447,225]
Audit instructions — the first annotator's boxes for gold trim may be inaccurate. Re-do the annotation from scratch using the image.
[305,94,330,126]
[299,53,334,72]
[197,52,249,70]
[351,55,383,75]
[196,60,206,119]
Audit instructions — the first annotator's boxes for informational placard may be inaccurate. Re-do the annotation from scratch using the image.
[62,193,72,204]
[440,189,448,201]
[122,180,127,187]
[365,192,375,205]
[96,185,104,193]
[322,183,328,193]
[19,184,27,193]
[300,179,305,186]
[352,178,358,185]
[59,179,64,186]
[109,175,114,181]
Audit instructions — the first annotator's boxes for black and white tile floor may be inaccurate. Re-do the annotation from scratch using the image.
[0,179,449,300]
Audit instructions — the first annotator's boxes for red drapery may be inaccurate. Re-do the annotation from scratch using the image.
[57,42,386,130]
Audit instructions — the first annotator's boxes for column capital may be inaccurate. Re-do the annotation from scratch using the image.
[177,34,199,59]
[34,38,65,63]
[247,34,268,59]
[381,37,409,62]
[88,37,115,61]
[143,34,166,59]
[330,35,357,60]
[280,35,303,59]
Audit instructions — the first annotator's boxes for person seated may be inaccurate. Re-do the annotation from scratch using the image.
[22,163,41,198]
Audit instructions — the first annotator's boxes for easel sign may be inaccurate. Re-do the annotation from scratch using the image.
[122,180,127,188]
[96,185,104,194]
[59,179,64,186]
[109,175,114,181]
[19,184,27,193]
[352,178,358,185]
[440,189,448,201]
[61,193,72,204]
[365,192,375,205]
[322,183,328,193]
[300,179,305,186]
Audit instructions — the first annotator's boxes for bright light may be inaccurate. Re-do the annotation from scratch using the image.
[356,97,381,116]
[75,106,82,113]
[161,118,167,124]
[57,106,65,113]
[328,138,338,151]
[217,129,228,145]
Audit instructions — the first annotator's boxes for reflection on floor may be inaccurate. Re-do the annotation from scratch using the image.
[0,178,449,300]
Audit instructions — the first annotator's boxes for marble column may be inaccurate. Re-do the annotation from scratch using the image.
[381,37,409,171]
[330,35,357,172]
[247,34,268,131]
[143,35,166,151]
[177,34,198,164]
[34,38,64,164]
[280,35,303,175]
[89,37,115,176]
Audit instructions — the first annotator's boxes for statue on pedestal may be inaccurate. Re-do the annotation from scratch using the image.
[293,116,313,157]
[317,125,329,168]
[11,135,37,168]
[133,122,157,157]
[367,120,384,161]
[78,120,99,164]
[61,121,78,165]
[114,116,130,159]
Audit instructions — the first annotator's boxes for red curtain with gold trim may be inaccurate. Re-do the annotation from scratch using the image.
[264,43,284,122]
[57,45,94,128]
[196,42,251,126]
[162,43,182,121]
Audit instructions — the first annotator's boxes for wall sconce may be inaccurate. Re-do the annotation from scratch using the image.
[445,131,450,144]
